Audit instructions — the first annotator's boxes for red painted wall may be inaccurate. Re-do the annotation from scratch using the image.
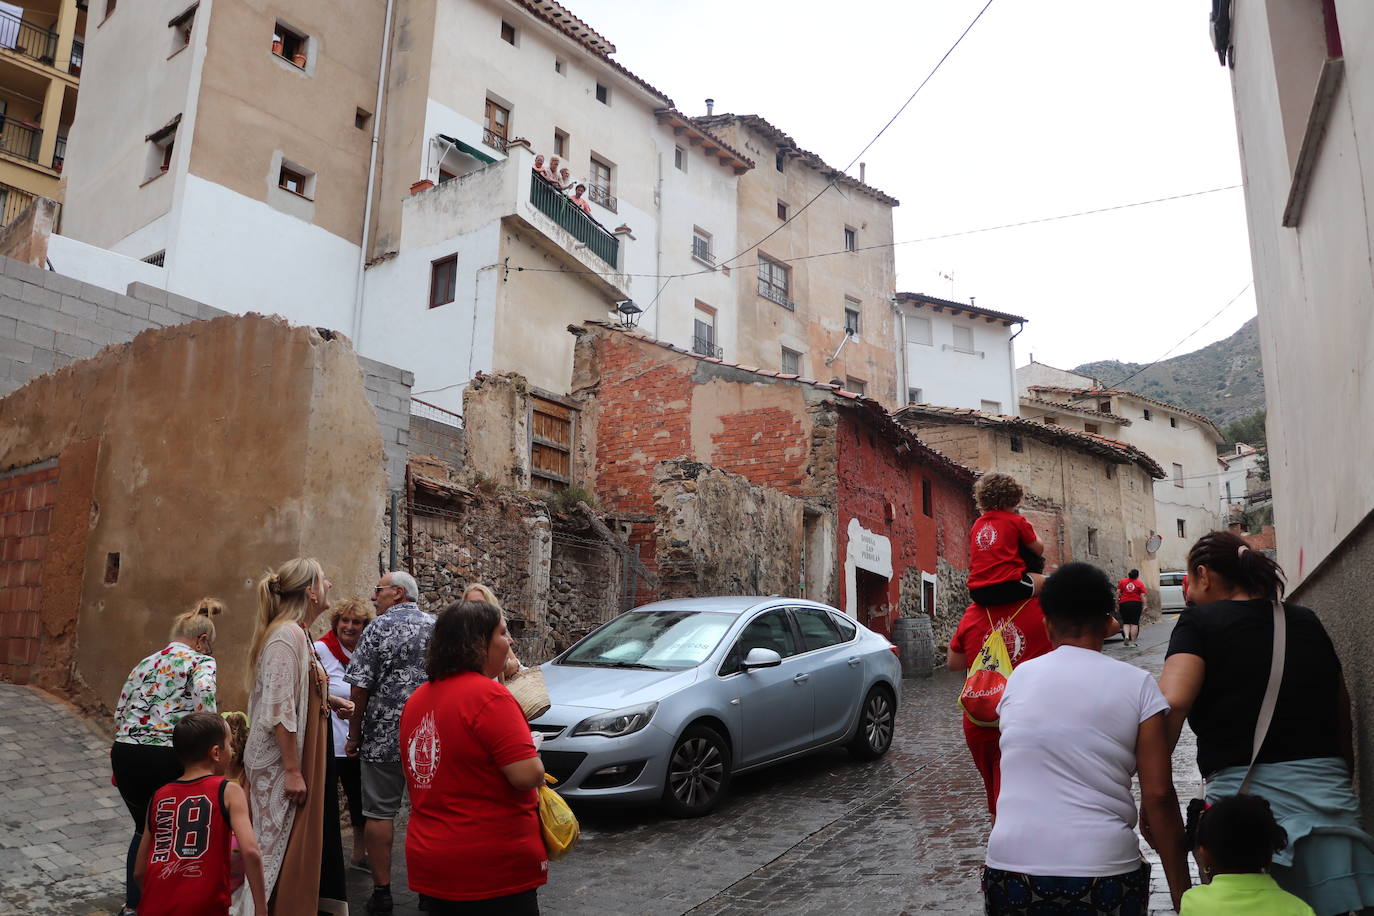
[835,411,975,636]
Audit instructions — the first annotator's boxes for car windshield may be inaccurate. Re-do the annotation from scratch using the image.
[559,611,735,671]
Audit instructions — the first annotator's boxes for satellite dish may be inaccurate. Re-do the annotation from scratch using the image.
[1145,533,1163,556]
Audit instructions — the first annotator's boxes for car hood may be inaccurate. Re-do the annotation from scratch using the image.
[538,661,699,714]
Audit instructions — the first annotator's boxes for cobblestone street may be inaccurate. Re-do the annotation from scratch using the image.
[2,618,1196,914]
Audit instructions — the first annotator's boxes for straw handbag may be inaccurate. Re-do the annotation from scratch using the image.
[505,667,551,721]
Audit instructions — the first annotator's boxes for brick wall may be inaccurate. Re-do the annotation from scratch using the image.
[0,255,412,491]
[710,407,809,497]
[0,460,56,684]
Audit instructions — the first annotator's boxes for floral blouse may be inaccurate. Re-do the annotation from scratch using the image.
[114,641,218,746]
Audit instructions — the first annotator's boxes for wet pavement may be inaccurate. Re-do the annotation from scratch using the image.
[0,618,1194,914]
[344,618,1199,915]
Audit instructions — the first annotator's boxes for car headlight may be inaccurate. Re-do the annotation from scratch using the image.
[569,702,658,738]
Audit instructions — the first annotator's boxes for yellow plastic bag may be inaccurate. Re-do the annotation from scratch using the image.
[538,774,579,861]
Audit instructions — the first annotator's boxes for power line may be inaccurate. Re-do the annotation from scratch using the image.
[712,0,998,271]
[508,183,1243,281]
[1097,281,1253,391]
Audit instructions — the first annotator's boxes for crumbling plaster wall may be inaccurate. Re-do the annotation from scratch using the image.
[0,315,387,711]
[462,371,531,489]
[653,459,804,599]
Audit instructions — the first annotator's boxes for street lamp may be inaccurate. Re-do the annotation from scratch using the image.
[615,299,643,328]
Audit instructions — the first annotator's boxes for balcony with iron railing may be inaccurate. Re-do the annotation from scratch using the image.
[691,334,723,359]
[691,236,714,265]
[482,127,510,152]
[0,9,58,66]
[587,183,617,213]
[402,145,629,300]
[758,278,795,311]
[0,118,41,163]
[529,173,619,268]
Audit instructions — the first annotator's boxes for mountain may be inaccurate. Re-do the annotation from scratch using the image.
[1071,317,1264,428]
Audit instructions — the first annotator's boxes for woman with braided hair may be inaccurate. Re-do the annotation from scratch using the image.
[1159,530,1374,914]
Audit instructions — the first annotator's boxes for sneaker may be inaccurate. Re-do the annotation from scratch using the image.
[366,887,393,915]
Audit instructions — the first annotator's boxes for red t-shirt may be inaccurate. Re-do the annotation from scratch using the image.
[967,509,1039,589]
[1117,577,1145,603]
[949,598,1052,735]
[137,776,232,916]
[401,672,547,902]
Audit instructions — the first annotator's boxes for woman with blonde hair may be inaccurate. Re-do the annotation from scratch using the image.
[463,583,521,680]
[111,599,223,916]
[233,559,350,915]
[314,596,373,868]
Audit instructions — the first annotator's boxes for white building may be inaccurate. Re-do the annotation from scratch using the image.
[1218,442,1263,520]
[894,292,1025,414]
[1016,361,1227,571]
[53,0,752,414]
[1213,0,1374,814]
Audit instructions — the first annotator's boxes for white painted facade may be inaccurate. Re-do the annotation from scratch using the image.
[895,293,1024,414]
[1218,443,1263,519]
[46,234,169,293]
[1225,0,1374,587]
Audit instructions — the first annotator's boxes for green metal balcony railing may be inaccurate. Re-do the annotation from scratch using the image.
[529,173,619,268]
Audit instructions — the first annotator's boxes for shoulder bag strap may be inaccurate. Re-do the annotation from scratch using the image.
[1238,597,1287,795]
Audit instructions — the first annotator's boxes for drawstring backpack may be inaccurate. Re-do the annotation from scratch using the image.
[958,599,1031,727]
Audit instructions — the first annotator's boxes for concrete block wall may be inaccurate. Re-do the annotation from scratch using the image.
[0,255,413,490]
[409,415,465,469]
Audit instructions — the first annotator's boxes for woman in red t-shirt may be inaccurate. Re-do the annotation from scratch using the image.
[399,601,547,914]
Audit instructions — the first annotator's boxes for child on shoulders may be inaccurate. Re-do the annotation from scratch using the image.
[967,472,1046,607]
[1182,794,1315,915]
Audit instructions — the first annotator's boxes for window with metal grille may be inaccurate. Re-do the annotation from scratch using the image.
[483,98,510,149]
[588,156,615,210]
[530,397,574,490]
[692,303,720,358]
[692,227,713,264]
[429,255,456,308]
[758,256,792,308]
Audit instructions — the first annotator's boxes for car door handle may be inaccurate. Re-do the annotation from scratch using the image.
[793,673,810,683]
[847,657,861,667]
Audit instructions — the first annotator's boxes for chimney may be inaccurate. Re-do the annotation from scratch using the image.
[705,98,714,116]
[859,162,866,183]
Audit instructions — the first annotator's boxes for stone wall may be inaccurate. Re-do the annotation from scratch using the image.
[653,459,805,599]
[932,556,972,654]
[0,314,387,710]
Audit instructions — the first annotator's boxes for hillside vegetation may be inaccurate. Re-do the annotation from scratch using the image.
[1072,316,1263,428]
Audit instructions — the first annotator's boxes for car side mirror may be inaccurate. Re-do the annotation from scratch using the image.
[741,647,782,671]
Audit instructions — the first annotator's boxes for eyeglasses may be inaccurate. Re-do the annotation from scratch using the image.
[373,584,400,593]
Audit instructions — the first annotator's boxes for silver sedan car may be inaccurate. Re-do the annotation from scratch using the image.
[531,596,902,817]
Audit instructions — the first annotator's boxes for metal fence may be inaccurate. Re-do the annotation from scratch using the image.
[0,119,40,163]
[529,173,619,268]
[411,397,463,428]
[0,9,58,65]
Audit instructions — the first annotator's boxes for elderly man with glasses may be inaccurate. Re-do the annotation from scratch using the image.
[344,570,434,915]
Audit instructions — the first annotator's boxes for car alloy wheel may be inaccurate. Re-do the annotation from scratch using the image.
[848,686,895,760]
[661,724,730,817]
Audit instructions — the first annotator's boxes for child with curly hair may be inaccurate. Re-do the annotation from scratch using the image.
[967,472,1046,607]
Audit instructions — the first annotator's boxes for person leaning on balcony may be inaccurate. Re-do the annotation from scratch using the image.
[569,183,593,215]
[557,166,575,194]
[532,154,555,184]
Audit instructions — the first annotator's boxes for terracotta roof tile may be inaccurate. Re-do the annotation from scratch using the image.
[654,109,755,173]
[1025,385,1222,438]
[511,0,672,105]
[1019,395,1132,426]
[895,403,1167,479]
[895,291,1027,325]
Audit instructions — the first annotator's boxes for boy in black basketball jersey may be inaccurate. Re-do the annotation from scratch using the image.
[134,712,268,915]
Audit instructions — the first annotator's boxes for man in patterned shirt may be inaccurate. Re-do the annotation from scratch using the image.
[345,570,434,915]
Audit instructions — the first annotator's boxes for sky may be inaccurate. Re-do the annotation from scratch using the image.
[567,0,1257,372]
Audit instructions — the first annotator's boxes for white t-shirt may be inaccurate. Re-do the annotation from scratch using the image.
[314,640,353,757]
[986,644,1169,877]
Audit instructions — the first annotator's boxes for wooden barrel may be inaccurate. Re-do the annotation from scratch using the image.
[892,615,935,678]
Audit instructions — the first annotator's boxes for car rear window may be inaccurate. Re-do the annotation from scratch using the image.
[559,611,734,671]
[1160,573,1184,587]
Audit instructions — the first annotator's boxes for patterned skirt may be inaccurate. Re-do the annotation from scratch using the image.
[982,861,1151,915]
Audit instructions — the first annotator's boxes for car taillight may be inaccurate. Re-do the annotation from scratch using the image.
[889,645,901,657]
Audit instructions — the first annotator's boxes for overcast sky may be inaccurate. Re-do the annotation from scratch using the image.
[570,0,1256,372]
